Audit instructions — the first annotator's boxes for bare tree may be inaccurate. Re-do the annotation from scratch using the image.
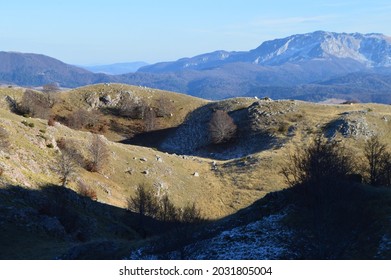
[87,134,110,172]
[158,194,179,222]
[57,152,77,187]
[364,135,391,186]
[208,110,237,144]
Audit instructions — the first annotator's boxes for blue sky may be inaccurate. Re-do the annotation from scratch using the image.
[1,0,391,65]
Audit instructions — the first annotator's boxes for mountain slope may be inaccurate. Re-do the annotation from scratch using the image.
[134,31,391,100]
[0,52,110,87]
[139,31,391,72]
[2,31,391,101]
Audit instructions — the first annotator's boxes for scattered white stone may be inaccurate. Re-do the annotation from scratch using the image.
[140,157,147,162]
[193,172,199,177]
[156,156,163,163]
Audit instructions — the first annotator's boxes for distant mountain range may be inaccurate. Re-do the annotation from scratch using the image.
[0,51,111,87]
[140,31,391,72]
[81,62,149,75]
[1,31,391,102]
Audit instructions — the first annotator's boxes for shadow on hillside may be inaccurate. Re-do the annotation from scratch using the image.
[119,127,177,148]
[137,180,391,260]
[1,180,390,260]
[0,184,201,260]
[120,102,280,160]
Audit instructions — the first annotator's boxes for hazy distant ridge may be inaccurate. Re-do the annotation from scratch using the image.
[81,62,149,75]
[2,31,391,102]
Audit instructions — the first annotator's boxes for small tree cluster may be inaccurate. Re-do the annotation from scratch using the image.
[281,134,391,188]
[281,135,355,187]
[279,134,391,259]
[208,110,237,144]
[128,184,203,226]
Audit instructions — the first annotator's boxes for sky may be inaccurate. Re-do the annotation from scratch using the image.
[1,0,391,65]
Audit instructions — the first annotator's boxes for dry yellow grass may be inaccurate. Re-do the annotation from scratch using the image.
[1,85,391,220]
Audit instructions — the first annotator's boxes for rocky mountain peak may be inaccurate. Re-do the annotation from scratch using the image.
[251,31,391,66]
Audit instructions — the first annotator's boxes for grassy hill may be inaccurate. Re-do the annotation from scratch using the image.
[1,84,391,259]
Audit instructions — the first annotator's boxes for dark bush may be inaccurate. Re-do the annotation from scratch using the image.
[281,135,356,187]
[364,135,391,186]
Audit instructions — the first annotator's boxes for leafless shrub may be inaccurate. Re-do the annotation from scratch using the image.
[56,137,86,168]
[78,181,97,201]
[208,110,237,144]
